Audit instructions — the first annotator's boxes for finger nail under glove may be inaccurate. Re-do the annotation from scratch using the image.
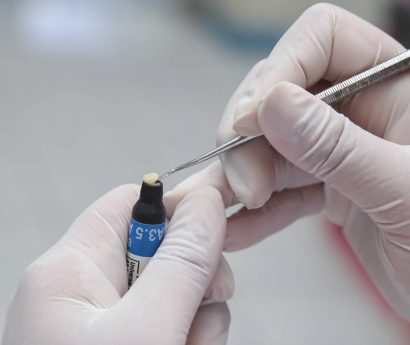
[233,97,260,135]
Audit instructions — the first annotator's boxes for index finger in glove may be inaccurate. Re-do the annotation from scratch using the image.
[95,186,227,344]
[218,3,404,209]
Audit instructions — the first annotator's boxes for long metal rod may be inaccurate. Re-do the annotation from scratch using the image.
[159,49,410,180]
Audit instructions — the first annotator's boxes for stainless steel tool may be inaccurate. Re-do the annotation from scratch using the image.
[159,50,410,181]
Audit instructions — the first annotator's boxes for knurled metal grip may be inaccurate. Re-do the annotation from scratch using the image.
[317,50,410,104]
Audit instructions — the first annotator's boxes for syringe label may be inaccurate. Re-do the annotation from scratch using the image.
[126,255,140,286]
[127,220,165,257]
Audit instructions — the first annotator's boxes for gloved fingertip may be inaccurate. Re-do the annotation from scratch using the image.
[234,97,258,122]
[186,302,230,345]
[232,118,261,136]
[162,191,178,218]
[259,81,303,114]
[163,190,171,198]
[257,81,315,143]
[204,257,235,302]
[233,98,260,135]
[224,168,267,210]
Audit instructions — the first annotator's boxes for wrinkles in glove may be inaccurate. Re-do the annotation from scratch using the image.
[227,5,410,320]
[168,4,410,322]
[2,185,234,345]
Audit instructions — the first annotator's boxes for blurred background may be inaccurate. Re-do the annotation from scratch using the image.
[1,0,410,343]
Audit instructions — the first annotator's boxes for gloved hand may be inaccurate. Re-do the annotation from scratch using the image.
[168,4,410,321]
[2,185,233,345]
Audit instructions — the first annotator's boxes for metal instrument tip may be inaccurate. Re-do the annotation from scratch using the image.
[158,169,176,181]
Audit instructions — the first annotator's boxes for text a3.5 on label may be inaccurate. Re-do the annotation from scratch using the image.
[130,226,165,242]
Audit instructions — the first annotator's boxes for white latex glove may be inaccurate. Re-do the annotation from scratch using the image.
[222,3,410,319]
[2,185,234,345]
[168,4,410,321]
